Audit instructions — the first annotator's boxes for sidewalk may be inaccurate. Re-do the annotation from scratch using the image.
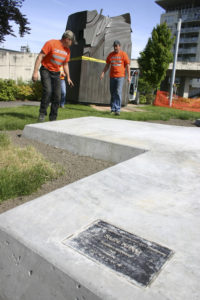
[0,100,40,108]
[0,101,144,112]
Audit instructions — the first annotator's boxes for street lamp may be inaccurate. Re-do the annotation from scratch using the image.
[169,18,182,106]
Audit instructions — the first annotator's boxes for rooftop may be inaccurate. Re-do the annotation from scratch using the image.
[0,47,21,53]
[156,0,200,10]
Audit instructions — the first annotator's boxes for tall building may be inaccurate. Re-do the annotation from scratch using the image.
[156,0,200,96]
[156,0,200,62]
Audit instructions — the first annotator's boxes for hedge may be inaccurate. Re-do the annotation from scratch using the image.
[0,79,42,101]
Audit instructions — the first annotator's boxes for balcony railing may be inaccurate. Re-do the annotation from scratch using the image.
[178,47,197,54]
[181,27,200,33]
[179,37,199,43]
[177,57,196,62]
[182,14,200,22]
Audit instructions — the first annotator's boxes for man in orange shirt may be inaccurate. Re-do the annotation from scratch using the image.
[100,40,131,115]
[32,30,75,121]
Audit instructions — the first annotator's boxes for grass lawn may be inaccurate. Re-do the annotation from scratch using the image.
[0,132,63,202]
[0,103,199,131]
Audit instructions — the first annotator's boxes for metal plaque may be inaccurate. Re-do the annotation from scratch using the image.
[63,220,173,287]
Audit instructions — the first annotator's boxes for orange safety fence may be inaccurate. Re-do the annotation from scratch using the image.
[154,91,200,112]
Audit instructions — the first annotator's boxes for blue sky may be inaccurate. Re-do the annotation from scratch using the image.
[1,0,164,58]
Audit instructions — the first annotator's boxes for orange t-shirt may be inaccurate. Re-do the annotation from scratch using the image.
[106,50,130,78]
[41,40,70,72]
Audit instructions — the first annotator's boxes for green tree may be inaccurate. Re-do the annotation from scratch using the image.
[0,0,30,43]
[138,77,152,95]
[138,23,174,92]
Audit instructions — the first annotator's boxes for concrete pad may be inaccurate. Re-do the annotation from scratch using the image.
[0,117,200,300]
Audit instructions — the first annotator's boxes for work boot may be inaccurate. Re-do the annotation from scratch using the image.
[49,117,57,121]
[194,119,200,127]
[38,113,45,122]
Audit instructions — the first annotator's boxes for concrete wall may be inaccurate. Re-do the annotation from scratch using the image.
[0,51,38,82]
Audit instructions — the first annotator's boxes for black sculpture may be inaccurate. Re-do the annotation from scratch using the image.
[66,10,132,105]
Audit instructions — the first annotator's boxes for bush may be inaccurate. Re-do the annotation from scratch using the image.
[139,93,155,105]
[139,94,147,104]
[30,81,42,101]
[138,77,156,105]
[16,84,33,100]
[0,79,18,101]
[0,79,42,101]
[138,77,153,95]
[146,93,155,105]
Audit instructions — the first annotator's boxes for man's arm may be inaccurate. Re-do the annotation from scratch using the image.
[100,63,110,80]
[126,64,131,83]
[63,62,74,86]
[32,51,46,82]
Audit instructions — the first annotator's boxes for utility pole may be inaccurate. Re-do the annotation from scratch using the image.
[169,18,182,106]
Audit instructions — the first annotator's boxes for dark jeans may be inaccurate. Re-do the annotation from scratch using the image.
[39,66,61,121]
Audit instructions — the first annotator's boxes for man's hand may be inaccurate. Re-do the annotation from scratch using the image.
[100,64,109,80]
[32,51,45,82]
[127,77,131,84]
[100,72,104,80]
[67,78,74,87]
[32,72,38,82]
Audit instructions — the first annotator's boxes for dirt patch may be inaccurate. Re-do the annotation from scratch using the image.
[0,130,114,214]
[90,104,146,112]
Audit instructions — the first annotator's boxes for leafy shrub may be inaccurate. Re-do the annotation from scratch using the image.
[146,94,155,105]
[30,81,42,101]
[0,79,18,101]
[138,77,153,95]
[0,79,42,101]
[138,77,156,104]
[139,94,147,104]
[16,78,26,86]
[16,84,33,100]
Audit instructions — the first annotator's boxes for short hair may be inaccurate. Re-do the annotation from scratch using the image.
[113,40,121,46]
[62,30,76,44]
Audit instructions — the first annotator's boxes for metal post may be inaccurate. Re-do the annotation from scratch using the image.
[169,18,182,106]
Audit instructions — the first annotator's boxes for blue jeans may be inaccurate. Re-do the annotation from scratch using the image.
[60,79,66,107]
[110,77,124,112]
[39,65,61,121]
